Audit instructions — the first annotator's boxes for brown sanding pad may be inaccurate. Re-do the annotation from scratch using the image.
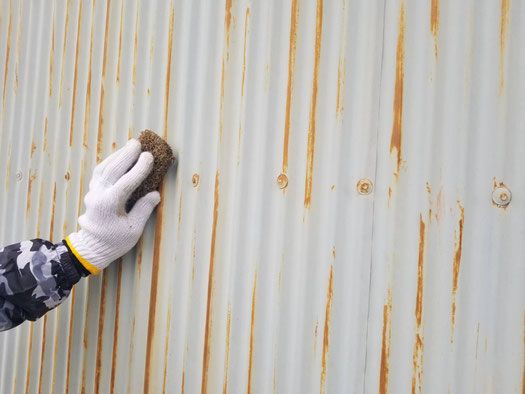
[126,130,176,212]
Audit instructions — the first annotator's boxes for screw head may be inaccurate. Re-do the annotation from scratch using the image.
[192,174,200,187]
[15,171,23,181]
[357,178,373,195]
[276,173,288,189]
[492,185,512,207]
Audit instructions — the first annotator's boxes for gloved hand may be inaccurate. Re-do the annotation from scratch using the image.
[66,139,161,274]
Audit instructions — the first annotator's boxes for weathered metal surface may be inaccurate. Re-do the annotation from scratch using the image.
[0,0,523,393]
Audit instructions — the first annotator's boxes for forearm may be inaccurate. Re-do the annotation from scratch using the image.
[0,239,89,331]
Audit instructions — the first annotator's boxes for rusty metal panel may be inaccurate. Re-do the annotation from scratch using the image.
[0,0,523,393]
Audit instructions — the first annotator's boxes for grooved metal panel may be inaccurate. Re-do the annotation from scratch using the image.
[0,0,523,393]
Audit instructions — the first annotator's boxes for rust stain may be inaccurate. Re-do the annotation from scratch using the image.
[451,202,464,342]
[335,57,345,118]
[37,315,48,394]
[65,171,70,181]
[390,2,405,177]
[59,0,72,107]
[332,246,335,259]
[222,305,232,394]
[26,170,38,218]
[201,171,220,394]
[330,185,335,191]
[30,139,37,157]
[161,306,172,394]
[36,180,45,237]
[222,303,232,394]
[177,191,183,236]
[320,264,333,393]
[499,0,510,95]
[48,8,55,97]
[143,184,166,394]
[379,289,392,394]
[430,0,439,59]
[435,186,444,224]
[314,321,319,353]
[49,183,57,241]
[110,260,123,394]
[95,0,112,162]
[24,324,34,394]
[224,0,233,54]
[282,0,300,173]
[163,3,175,139]
[65,287,77,394]
[82,2,96,151]
[150,34,155,62]
[116,0,124,83]
[247,270,258,394]
[181,369,185,394]
[522,314,525,394]
[241,8,250,99]
[2,0,12,108]
[94,272,109,394]
[304,0,323,208]
[192,228,196,282]
[14,0,21,93]
[412,213,426,394]
[68,0,83,146]
[43,118,48,152]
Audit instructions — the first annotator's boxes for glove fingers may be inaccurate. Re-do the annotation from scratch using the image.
[113,151,154,201]
[129,191,161,227]
[101,139,142,184]
[92,143,127,177]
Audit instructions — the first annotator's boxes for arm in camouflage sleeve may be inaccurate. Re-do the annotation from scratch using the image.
[0,239,89,331]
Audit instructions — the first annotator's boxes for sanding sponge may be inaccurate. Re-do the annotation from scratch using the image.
[126,130,176,212]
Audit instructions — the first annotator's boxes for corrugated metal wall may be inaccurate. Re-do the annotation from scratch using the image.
[0,0,523,393]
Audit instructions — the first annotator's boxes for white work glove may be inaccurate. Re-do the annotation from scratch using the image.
[66,139,161,274]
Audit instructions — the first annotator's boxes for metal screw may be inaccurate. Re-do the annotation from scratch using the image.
[192,174,200,187]
[492,185,511,207]
[15,171,23,181]
[357,178,373,195]
[276,173,288,189]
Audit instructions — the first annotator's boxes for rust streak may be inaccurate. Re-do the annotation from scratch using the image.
[247,270,258,394]
[82,1,96,150]
[304,0,323,208]
[499,0,509,94]
[177,190,183,236]
[43,118,48,152]
[94,272,109,394]
[24,324,34,394]
[96,0,111,162]
[26,170,37,218]
[49,8,55,97]
[379,289,392,394]
[451,202,464,342]
[522,314,525,394]
[181,370,185,394]
[110,260,123,394]
[68,0,83,146]
[49,183,57,241]
[14,0,21,92]
[161,306,172,393]
[65,286,77,394]
[320,264,333,393]
[37,315,48,394]
[222,305,232,394]
[143,183,166,394]
[241,8,250,99]
[2,0,12,108]
[282,0,300,173]
[335,57,345,118]
[390,2,405,177]
[116,0,124,83]
[30,139,37,157]
[36,179,45,237]
[201,171,220,394]
[412,214,426,394]
[59,0,72,107]
[164,3,175,139]
[224,0,233,51]
[430,0,439,59]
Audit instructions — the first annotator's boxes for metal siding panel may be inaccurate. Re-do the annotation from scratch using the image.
[0,1,523,394]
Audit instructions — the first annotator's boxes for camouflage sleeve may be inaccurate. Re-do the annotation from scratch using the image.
[0,239,89,331]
